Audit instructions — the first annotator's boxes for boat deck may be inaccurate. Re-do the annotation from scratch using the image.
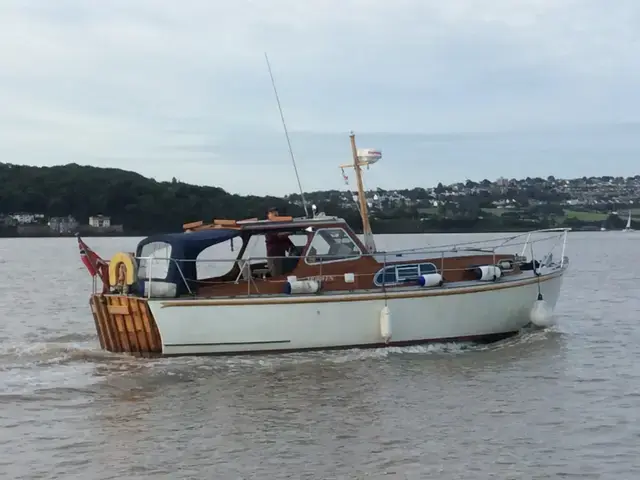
[132,265,564,302]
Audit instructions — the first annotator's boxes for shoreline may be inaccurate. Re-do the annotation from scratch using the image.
[0,229,143,239]
[0,226,603,239]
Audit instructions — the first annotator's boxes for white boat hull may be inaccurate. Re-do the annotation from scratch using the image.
[148,268,566,356]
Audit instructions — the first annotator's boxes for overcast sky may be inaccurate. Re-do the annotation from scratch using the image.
[1,1,639,195]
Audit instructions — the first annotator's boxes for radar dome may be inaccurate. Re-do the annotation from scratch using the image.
[356,148,382,165]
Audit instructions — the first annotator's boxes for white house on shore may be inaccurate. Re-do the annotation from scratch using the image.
[10,213,45,224]
[89,215,111,228]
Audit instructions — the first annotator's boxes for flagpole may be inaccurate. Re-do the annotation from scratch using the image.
[77,233,110,293]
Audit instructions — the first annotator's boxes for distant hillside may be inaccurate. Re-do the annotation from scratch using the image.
[2,162,637,235]
[0,163,314,234]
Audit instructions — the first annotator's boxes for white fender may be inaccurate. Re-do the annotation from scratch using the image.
[418,273,443,287]
[285,280,320,295]
[379,305,392,343]
[475,265,502,281]
[529,297,555,327]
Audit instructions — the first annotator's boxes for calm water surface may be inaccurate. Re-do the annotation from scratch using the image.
[1,232,639,479]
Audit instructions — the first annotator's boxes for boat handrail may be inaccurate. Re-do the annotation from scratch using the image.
[364,229,570,257]
[513,227,571,268]
[137,250,501,264]
[135,230,568,263]
[118,228,569,298]
[129,246,568,299]
[135,228,568,264]
[137,248,565,267]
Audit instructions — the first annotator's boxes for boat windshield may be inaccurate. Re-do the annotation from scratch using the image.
[305,228,362,264]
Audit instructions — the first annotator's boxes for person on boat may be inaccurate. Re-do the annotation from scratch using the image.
[265,207,294,277]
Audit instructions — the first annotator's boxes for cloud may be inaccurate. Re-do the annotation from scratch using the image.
[1,0,640,195]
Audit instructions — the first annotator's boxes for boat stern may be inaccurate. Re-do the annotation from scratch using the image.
[89,294,163,357]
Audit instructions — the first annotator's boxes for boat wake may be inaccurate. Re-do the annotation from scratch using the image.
[0,327,564,404]
[0,340,137,371]
[0,326,563,376]
[315,326,561,363]
[166,326,564,372]
[324,341,478,363]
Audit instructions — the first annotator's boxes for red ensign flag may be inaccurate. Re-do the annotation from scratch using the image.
[77,235,105,276]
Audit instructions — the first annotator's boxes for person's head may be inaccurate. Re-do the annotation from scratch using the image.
[267,207,279,220]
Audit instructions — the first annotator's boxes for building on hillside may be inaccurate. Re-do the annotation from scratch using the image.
[48,215,79,234]
[0,215,16,227]
[10,213,44,224]
[89,215,111,228]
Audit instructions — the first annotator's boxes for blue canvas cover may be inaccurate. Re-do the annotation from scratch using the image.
[135,228,241,295]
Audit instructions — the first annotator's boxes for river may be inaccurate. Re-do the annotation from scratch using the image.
[1,232,639,479]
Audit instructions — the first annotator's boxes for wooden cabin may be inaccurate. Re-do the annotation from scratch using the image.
[130,215,520,299]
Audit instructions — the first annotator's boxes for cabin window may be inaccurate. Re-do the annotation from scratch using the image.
[238,232,308,275]
[305,228,362,265]
[286,234,308,257]
[138,241,172,280]
[419,263,438,276]
[196,239,238,280]
[374,262,438,286]
[242,233,308,261]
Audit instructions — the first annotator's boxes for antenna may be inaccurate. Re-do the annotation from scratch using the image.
[264,52,310,218]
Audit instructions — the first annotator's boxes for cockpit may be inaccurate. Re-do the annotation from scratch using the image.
[133,222,366,298]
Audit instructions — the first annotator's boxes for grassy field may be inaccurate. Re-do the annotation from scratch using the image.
[481,208,509,216]
[417,207,438,215]
[563,210,608,221]
[566,209,640,221]
[442,207,640,222]
[485,208,637,221]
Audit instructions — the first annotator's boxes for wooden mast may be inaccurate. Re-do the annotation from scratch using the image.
[343,132,377,253]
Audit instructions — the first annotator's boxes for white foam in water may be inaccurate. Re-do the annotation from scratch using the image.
[164,340,488,372]
[144,332,558,374]
[0,340,140,373]
[0,328,557,390]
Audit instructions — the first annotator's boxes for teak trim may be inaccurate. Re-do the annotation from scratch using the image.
[183,220,203,229]
[213,219,238,226]
[107,304,130,315]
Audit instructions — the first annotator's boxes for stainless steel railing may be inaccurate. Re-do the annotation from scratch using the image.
[120,228,569,298]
